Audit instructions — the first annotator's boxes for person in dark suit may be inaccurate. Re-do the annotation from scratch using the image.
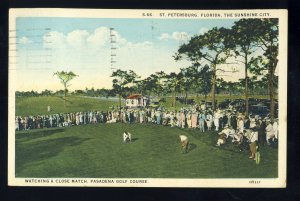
[257,118,266,146]
[244,117,250,129]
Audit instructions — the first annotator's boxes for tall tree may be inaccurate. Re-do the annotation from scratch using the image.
[179,66,197,104]
[148,71,167,100]
[253,19,279,121]
[134,78,151,96]
[197,65,213,102]
[111,69,140,108]
[53,71,78,107]
[221,80,237,97]
[165,72,181,110]
[175,27,231,110]
[229,19,261,116]
[184,64,212,103]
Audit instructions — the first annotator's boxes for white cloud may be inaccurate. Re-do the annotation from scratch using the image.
[44,27,127,49]
[126,41,153,49]
[86,27,110,46]
[158,33,170,40]
[158,32,190,42]
[114,31,127,45]
[43,31,66,48]
[19,36,32,44]
[66,30,89,48]
[199,27,209,35]
[19,27,194,91]
[172,32,189,41]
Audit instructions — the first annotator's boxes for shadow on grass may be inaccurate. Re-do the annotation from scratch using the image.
[16,136,91,175]
[57,96,73,104]
[78,103,93,108]
[131,137,139,142]
[16,128,65,142]
[188,143,197,152]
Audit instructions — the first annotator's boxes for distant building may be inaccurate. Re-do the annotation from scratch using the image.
[126,94,149,108]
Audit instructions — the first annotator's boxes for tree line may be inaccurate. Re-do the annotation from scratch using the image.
[17,18,279,121]
[111,18,279,121]
[15,88,115,98]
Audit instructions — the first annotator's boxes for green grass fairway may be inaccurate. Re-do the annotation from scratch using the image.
[16,123,278,178]
[16,96,121,116]
[16,95,274,116]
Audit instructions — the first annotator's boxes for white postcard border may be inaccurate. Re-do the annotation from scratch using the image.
[8,8,288,188]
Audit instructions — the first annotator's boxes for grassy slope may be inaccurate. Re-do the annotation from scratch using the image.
[16,95,274,116]
[16,123,278,178]
[15,96,122,116]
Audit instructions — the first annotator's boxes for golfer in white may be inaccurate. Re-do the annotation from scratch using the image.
[123,131,132,143]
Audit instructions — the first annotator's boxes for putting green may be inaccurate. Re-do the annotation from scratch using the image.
[16,123,278,178]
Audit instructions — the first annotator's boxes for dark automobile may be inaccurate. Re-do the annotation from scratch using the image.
[218,99,231,109]
[176,97,195,105]
[249,105,270,117]
[205,101,213,108]
[229,99,244,107]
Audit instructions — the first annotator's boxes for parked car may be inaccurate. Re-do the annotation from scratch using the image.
[218,99,231,109]
[249,105,270,118]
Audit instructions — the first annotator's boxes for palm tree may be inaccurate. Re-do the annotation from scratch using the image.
[53,71,78,107]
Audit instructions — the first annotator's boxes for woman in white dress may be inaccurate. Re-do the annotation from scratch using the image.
[176,111,181,127]
[15,117,19,131]
[76,113,80,125]
[181,111,185,128]
[273,120,278,139]
[238,117,244,133]
[265,121,274,144]
[213,111,220,131]
[206,112,213,131]
[186,112,192,128]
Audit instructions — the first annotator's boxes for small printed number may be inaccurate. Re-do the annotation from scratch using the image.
[143,13,152,17]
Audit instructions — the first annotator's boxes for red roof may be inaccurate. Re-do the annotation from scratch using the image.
[127,94,142,99]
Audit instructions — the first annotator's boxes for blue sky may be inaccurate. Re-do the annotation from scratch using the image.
[14,17,240,92]
[16,17,236,43]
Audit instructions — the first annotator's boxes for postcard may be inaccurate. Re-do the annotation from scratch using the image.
[8,8,287,187]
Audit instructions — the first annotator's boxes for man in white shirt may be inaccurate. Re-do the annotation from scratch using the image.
[206,112,213,131]
[249,128,258,160]
[265,121,274,145]
[273,119,278,139]
[213,111,220,131]
[123,131,132,143]
[179,135,189,153]
[249,117,256,128]
[219,125,235,138]
[238,117,244,133]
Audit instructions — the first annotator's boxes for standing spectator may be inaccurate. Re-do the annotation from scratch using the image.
[227,112,232,127]
[273,119,278,140]
[198,112,206,132]
[265,120,274,145]
[186,111,192,128]
[156,110,161,125]
[15,117,19,131]
[49,115,53,127]
[79,112,83,125]
[244,117,250,129]
[257,118,266,146]
[206,112,213,131]
[213,110,220,131]
[176,111,181,127]
[76,112,80,125]
[237,117,244,133]
[191,111,198,128]
[222,112,228,128]
[249,128,258,160]
[231,113,237,130]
